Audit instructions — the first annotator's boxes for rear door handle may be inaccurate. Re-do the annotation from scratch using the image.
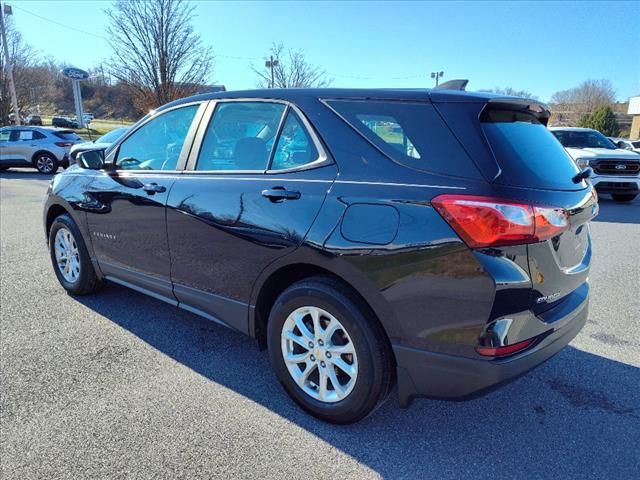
[142,183,166,194]
[261,187,301,201]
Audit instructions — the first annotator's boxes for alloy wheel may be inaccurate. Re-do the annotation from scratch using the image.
[54,227,81,283]
[36,155,55,174]
[281,306,358,403]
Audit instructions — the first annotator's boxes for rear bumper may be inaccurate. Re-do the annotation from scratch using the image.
[591,175,640,194]
[394,295,588,407]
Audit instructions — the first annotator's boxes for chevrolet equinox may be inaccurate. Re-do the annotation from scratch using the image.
[44,88,597,424]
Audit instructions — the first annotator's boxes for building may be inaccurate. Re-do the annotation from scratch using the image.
[629,96,640,139]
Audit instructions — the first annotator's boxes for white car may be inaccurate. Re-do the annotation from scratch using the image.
[611,138,640,153]
[549,127,639,202]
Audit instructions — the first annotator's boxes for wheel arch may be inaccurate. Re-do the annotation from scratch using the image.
[250,251,399,352]
[45,203,70,238]
[31,150,59,165]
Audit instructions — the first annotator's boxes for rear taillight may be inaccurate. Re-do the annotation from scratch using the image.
[432,194,569,248]
[476,338,534,357]
[55,142,74,147]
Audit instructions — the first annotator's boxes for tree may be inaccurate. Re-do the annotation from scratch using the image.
[480,86,538,99]
[550,79,616,115]
[252,43,331,89]
[578,105,620,136]
[0,16,38,123]
[105,0,215,113]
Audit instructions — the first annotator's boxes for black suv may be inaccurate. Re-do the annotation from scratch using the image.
[44,88,596,423]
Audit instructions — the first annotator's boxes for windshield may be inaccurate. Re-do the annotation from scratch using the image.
[96,127,129,144]
[551,130,616,149]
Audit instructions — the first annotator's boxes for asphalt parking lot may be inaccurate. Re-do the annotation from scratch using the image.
[1,169,639,479]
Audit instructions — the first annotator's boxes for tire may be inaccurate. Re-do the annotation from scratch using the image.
[267,276,394,424]
[34,152,59,174]
[611,193,637,202]
[49,213,101,295]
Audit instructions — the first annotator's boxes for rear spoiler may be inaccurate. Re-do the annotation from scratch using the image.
[482,98,551,126]
[434,79,468,91]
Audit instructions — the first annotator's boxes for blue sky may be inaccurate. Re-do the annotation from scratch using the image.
[8,0,640,102]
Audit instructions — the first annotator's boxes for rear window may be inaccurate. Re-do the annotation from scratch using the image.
[53,130,81,141]
[481,109,582,191]
[325,100,480,179]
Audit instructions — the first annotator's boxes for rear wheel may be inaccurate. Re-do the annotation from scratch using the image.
[34,152,58,174]
[612,193,637,202]
[49,214,101,295]
[267,277,394,424]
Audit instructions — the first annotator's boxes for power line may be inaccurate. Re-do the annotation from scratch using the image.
[11,3,435,82]
[12,4,108,40]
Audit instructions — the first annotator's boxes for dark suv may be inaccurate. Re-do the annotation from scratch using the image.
[43,89,596,424]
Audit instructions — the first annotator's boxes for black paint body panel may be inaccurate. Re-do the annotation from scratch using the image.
[43,88,594,402]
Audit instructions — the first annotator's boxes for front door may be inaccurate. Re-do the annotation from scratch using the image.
[0,129,36,166]
[82,103,204,300]
[166,101,337,332]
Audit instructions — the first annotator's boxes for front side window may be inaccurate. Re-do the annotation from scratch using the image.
[116,104,198,171]
[0,129,9,142]
[196,102,285,171]
[270,111,319,170]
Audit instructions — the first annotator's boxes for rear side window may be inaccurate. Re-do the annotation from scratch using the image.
[325,100,479,178]
[481,109,581,191]
[270,111,319,170]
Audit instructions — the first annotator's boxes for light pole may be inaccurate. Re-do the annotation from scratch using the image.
[265,55,279,88]
[430,71,444,87]
[0,1,21,125]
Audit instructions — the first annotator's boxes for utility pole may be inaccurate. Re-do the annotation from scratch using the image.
[0,1,21,125]
[430,71,444,87]
[265,55,279,88]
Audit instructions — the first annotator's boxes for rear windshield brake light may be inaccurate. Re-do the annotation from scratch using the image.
[432,194,570,248]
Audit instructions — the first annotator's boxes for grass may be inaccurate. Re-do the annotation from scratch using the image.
[38,116,133,141]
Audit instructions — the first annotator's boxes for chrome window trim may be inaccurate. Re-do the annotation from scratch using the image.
[189,98,331,175]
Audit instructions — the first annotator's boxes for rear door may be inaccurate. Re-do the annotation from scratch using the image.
[166,100,337,332]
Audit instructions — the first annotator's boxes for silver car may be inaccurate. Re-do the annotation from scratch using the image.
[0,126,83,174]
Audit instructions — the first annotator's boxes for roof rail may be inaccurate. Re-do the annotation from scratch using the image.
[434,79,468,91]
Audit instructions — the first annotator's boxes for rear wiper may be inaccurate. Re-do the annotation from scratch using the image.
[572,167,592,184]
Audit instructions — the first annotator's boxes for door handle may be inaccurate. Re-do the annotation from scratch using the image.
[142,183,166,194]
[261,187,301,202]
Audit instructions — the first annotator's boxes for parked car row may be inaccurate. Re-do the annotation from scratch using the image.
[0,125,127,174]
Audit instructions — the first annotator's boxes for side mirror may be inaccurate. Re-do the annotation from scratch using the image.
[76,149,105,170]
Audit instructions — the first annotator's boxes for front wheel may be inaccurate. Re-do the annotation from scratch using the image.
[612,193,637,202]
[267,277,394,424]
[49,214,101,295]
[34,152,58,174]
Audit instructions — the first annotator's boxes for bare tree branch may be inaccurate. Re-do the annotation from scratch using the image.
[550,79,616,115]
[105,0,215,112]
[251,42,331,89]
